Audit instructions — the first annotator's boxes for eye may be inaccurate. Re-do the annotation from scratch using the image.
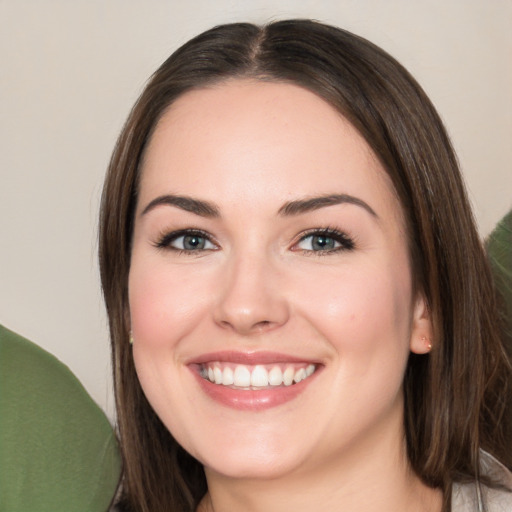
[155,229,217,252]
[294,229,354,253]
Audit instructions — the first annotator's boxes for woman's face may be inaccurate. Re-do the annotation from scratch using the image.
[129,80,430,480]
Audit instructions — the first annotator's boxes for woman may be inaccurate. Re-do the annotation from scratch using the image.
[99,20,512,512]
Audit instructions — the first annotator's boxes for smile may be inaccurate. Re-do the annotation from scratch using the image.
[188,352,321,410]
[199,362,317,389]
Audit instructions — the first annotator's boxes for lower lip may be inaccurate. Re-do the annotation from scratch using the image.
[191,368,319,411]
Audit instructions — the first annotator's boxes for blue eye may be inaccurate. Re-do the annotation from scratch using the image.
[295,229,354,253]
[172,234,214,250]
[156,230,216,252]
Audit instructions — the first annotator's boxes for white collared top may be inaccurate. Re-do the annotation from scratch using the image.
[452,452,512,511]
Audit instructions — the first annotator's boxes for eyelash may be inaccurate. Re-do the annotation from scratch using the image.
[154,229,218,255]
[292,227,355,255]
[153,227,355,255]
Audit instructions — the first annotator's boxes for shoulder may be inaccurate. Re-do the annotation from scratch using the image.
[452,452,512,512]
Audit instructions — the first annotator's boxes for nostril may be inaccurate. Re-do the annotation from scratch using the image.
[254,320,271,331]
[213,287,290,334]
[219,318,273,333]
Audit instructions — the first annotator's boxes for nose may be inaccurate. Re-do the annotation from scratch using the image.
[213,251,290,335]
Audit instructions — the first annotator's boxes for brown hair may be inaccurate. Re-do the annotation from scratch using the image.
[99,19,511,512]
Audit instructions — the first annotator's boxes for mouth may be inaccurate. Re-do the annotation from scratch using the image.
[188,351,321,410]
[199,362,317,389]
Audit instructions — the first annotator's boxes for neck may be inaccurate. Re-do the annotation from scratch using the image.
[197,411,442,512]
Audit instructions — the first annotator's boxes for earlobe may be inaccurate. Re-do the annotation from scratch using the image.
[412,335,432,354]
[409,294,434,354]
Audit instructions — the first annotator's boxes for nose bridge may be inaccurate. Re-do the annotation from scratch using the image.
[214,243,289,334]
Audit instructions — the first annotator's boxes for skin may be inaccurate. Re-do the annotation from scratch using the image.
[128,80,440,512]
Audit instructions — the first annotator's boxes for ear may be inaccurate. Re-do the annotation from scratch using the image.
[409,293,433,354]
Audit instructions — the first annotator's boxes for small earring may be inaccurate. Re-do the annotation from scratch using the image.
[421,335,432,352]
[129,331,134,345]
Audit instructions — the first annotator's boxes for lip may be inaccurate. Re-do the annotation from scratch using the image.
[187,350,318,365]
[187,351,321,411]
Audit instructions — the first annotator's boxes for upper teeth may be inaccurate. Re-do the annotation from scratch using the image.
[201,363,316,388]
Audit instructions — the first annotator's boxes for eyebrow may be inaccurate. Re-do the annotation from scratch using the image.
[141,195,220,218]
[278,194,378,218]
[140,192,377,219]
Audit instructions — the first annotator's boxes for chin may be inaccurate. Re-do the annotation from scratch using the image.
[186,427,312,480]
[202,450,306,480]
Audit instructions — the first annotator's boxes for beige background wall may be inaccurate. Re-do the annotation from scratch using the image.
[1,0,511,419]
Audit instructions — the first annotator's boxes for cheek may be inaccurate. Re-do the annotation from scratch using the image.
[127,257,211,445]
[294,259,413,357]
[128,257,214,350]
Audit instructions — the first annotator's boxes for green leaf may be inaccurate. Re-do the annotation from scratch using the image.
[487,209,512,342]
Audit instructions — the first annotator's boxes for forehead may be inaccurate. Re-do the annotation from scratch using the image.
[139,79,401,222]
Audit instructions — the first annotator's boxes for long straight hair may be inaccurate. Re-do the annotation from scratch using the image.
[99,20,511,511]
